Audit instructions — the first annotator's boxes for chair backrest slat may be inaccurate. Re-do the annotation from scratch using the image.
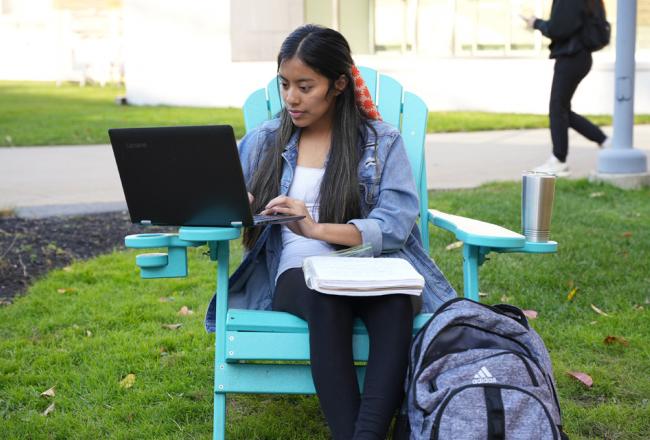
[376,73,403,129]
[358,66,378,102]
[402,91,430,249]
[243,88,270,132]
[267,77,283,117]
[401,92,428,186]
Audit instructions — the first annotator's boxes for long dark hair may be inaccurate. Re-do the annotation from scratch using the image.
[243,24,373,249]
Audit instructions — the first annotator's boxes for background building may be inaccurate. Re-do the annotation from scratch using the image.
[0,0,123,85]
[1,0,649,113]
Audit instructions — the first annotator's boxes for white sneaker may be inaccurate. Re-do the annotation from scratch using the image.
[532,155,570,177]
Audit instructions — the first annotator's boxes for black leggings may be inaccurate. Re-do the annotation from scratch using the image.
[273,268,413,440]
[550,50,607,162]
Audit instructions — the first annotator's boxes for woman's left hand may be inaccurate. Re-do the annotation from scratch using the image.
[260,196,321,239]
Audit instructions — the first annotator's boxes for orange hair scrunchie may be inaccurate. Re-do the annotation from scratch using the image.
[351,65,382,121]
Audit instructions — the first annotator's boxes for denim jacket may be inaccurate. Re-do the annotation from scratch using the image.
[205,118,457,332]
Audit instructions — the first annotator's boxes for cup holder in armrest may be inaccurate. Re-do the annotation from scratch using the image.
[125,228,240,279]
[125,233,203,249]
[136,253,169,268]
[125,233,200,279]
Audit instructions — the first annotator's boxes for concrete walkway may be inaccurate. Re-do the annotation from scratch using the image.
[1,126,648,218]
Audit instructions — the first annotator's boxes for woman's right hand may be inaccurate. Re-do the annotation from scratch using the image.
[248,192,255,205]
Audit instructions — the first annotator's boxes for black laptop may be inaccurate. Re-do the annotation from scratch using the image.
[108,125,304,227]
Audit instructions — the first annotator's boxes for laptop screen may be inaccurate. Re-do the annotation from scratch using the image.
[109,125,255,227]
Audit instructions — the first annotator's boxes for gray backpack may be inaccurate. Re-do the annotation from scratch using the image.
[395,298,567,440]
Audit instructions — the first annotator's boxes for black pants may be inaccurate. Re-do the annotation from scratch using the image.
[273,268,413,440]
[550,50,606,162]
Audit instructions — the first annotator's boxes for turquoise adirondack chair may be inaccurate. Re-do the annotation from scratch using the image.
[125,67,556,439]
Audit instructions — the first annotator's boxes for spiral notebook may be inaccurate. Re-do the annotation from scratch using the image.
[302,256,424,296]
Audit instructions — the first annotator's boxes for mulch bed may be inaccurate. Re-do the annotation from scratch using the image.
[0,211,174,305]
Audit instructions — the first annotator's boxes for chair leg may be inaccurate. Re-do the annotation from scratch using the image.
[462,244,480,302]
[213,240,230,440]
[213,392,226,440]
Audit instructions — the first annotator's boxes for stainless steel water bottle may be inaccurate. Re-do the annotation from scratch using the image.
[522,171,556,242]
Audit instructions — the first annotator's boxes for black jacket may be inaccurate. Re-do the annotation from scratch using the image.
[534,0,587,58]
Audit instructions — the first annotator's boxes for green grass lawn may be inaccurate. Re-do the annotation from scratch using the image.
[1,179,649,439]
[0,82,245,147]
[2,81,649,147]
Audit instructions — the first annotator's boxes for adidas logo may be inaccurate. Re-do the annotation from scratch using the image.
[472,366,497,384]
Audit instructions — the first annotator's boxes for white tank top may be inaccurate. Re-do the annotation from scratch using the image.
[276,165,335,282]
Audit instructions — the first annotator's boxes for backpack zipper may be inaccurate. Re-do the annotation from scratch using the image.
[430,384,558,440]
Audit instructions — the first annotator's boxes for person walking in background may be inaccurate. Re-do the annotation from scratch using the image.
[523,0,609,176]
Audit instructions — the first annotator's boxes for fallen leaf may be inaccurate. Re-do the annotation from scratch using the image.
[567,371,593,388]
[178,306,194,316]
[478,292,488,298]
[42,402,55,416]
[162,323,182,330]
[500,295,511,303]
[590,304,610,317]
[56,288,76,294]
[603,335,629,346]
[589,191,605,198]
[623,231,632,238]
[633,304,644,311]
[567,287,578,301]
[119,374,136,389]
[445,241,463,251]
[86,330,93,337]
[40,386,56,398]
[62,266,73,272]
[158,297,175,303]
[523,310,538,319]
[590,321,598,325]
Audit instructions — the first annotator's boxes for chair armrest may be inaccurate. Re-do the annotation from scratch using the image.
[429,209,557,253]
[125,233,201,249]
[178,226,241,242]
[428,209,526,249]
[125,227,241,279]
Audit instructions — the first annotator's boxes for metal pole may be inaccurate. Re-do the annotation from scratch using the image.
[597,0,647,174]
